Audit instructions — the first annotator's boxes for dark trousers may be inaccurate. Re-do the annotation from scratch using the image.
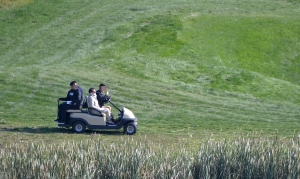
[58,103,79,123]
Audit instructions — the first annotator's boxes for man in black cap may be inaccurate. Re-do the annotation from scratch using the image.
[56,81,82,123]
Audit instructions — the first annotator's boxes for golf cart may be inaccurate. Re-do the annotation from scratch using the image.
[55,99,138,135]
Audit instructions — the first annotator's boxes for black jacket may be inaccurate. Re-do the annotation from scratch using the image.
[59,89,82,106]
[96,90,110,107]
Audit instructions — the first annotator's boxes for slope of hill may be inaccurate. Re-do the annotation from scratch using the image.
[0,0,300,141]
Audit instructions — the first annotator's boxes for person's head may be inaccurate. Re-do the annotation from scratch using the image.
[70,81,78,90]
[88,88,96,94]
[99,83,106,92]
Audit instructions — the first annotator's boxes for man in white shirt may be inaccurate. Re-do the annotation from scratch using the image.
[87,88,114,124]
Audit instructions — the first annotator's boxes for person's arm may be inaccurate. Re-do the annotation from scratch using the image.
[59,97,67,101]
[77,90,82,102]
[103,94,111,103]
[78,86,84,98]
[59,91,70,101]
[79,94,84,109]
[104,91,109,102]
[96,92,103,106]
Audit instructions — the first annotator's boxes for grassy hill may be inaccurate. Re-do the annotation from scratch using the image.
[0,0,300,143]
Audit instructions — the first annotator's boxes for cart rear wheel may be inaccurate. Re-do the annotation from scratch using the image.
[124,122,137,135]
[72,121,86,133]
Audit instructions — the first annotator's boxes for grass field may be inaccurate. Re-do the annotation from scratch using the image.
[0,0,299,140]
[0,0,300,176]
[0,0,300,178]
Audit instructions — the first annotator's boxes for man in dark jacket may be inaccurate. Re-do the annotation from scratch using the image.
[56,81,82,123]
[96,83,111,112]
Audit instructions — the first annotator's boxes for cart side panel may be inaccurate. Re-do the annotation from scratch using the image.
[70,113,106,126]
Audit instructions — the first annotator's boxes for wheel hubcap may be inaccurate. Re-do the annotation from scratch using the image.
[75,124,83,131]
[127,126,134,133]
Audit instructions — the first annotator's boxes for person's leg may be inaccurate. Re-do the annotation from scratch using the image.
[65,105,80,123]
[107,106,112,112]
[68,105,80,109]
[99,108,112,121]
[102,106,111,112]
[58,103,69,123]
[58,106,63,122]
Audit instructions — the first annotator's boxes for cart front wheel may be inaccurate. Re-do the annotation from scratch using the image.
[124,122,137,135]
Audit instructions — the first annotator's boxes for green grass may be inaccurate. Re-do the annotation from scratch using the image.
[0,0,300,144]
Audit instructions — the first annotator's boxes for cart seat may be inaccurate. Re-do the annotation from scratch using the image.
[88,108,106,117]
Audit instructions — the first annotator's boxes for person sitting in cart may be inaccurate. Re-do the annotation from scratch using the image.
[96,83,112,112]
[87,88,114,124]
[76,82,84,109]
[56,81,82,123]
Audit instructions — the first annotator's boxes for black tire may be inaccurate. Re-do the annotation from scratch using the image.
[124,122,137,135]
[72,121,86,133]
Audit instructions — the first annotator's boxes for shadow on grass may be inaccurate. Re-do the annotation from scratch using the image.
[0,127,124,135]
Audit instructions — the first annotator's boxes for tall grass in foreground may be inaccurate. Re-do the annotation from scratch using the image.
[0,136,299,179]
